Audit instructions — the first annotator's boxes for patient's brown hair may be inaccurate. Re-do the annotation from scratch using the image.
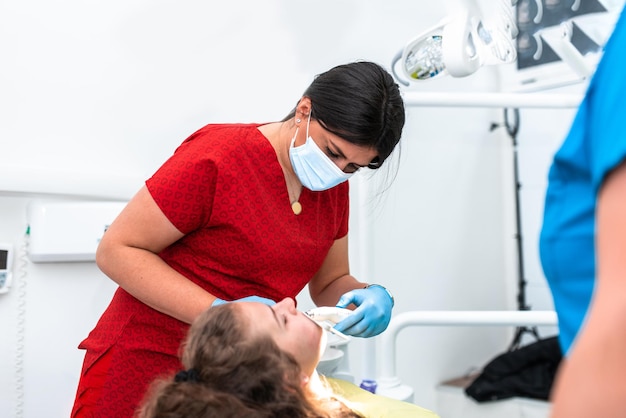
[137,303,359,418]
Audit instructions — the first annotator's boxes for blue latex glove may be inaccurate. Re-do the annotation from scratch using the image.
[333,285,394,337]
[211,295,276,307]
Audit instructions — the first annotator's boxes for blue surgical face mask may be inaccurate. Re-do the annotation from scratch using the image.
[289,113,353,191]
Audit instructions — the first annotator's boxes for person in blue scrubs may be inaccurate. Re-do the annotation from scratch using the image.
[539,6,626,417]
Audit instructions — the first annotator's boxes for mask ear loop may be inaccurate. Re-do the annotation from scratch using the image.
[306,112,312,140]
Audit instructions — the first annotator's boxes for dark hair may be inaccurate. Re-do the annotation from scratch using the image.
[138,304,360,418]
[284,61,405,169]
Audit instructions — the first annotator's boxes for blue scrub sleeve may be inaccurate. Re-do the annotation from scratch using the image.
[589,8,626,193]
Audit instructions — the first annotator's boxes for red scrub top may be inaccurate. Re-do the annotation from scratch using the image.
[71,123,349,418]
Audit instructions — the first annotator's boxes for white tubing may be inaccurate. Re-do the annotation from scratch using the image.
[377,310,558,400]
[402,92,582,108]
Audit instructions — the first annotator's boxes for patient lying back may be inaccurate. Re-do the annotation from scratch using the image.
[138,298,439,418]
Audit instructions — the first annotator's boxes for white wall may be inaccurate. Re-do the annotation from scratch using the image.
[0,197,120,417]
[0,1,582,417]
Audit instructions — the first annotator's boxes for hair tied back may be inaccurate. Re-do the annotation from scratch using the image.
[174,368,201,383]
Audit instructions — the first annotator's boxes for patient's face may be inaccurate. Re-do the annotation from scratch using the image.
[240,298,325,377]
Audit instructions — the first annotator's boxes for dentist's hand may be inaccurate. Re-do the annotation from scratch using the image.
[333,284,394,337]
[212,295,276,307]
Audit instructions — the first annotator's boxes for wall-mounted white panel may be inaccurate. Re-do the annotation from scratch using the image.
[26,201,127,262]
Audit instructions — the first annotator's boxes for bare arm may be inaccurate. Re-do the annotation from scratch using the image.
[308,235,366,307]
[550,161,626,417]
[96,186,217,324]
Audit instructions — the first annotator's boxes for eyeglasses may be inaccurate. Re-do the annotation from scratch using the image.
[342,162,364,174]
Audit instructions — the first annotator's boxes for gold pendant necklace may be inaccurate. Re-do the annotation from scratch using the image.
[291,201,302,215]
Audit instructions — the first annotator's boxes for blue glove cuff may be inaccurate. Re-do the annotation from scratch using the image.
[366,284,395,307]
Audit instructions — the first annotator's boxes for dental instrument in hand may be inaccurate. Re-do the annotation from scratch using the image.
[305,307,353,342]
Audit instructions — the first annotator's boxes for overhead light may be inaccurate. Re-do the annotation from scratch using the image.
[396,19,448,81]
[392,0,518,84]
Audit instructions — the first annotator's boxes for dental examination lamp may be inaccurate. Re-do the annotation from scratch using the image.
[392,0,518,84]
